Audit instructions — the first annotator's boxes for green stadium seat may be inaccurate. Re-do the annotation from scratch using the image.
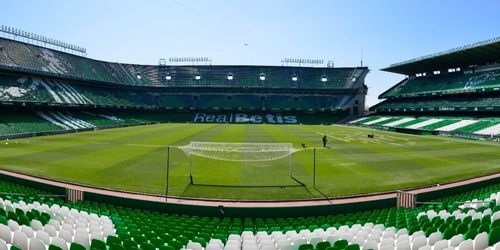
[109,244,126,250]
[333,240,348,249]
[48,245,63,250]
[344,244,360,250]
[316,241,331,250]
[91,239,107,250]
[70,243,86,250]
[298,244,314,250]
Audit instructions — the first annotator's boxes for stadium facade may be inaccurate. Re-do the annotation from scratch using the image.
[352,37,500,139]
[0,37,368,137]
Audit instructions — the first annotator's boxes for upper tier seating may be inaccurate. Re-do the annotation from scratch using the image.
[0,38,364,89]
[381,69,500,98]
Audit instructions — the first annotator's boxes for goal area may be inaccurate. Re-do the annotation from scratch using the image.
[176,141,305,187]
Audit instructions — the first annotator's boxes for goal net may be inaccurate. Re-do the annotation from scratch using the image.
[177,142,304,187]
[178,141,299,162]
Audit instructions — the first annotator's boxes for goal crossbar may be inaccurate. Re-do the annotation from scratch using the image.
[176,142,304,186]
[178,141,299,162]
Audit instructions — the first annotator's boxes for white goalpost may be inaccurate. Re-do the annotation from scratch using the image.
[177,141,303,186]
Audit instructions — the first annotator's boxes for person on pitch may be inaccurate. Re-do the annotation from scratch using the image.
[322,135,328,147]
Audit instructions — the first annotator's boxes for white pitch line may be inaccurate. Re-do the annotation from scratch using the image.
[370,137,402,145]
[330,135,351,142]
[382,134,410,141]
[338,162,356,166]
[334,162,361,175]
[316,132,350,142]
[370,138,392,143]
[357,138,381,144]
[375,136,395,142]
[127,143,165,147]
[351,133,404,145]
[370,138,389,144]
[300,147,333,150]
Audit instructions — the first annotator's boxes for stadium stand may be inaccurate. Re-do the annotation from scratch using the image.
[351,116,500,137]
[361,37,500,139]
[0,71,362,111]
[0,111,61,136]
[373,96,499,112]
[0,38,366,89]
[0,109,175,138]
[380,68,500,98]
[0,176,498,250]
[0,107,353,139]
[1,23,499,250]
[0,36,369,138]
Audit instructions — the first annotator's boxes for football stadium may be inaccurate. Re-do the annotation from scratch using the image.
[0,2,499,250]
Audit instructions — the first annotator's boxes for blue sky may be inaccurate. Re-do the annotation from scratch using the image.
[1,0,499,106]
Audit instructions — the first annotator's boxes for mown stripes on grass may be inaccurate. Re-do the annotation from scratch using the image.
[0,124,498,200]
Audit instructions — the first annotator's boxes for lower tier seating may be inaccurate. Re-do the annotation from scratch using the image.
[0,111,61,136]
[372,97,500,113]
[0,110,171,137]
[0,177,498,250]
[350,116,500,137]
[0,110,349,138]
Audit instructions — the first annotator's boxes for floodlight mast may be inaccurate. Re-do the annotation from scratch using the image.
[159,58,167,66]
[168,57,212,66]
[0,25,87,56]
[281,58,325,67]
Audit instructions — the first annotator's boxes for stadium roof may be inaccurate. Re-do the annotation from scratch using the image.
[382,37,500,75]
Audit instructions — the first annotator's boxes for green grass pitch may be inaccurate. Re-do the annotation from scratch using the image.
[0,124,498,200]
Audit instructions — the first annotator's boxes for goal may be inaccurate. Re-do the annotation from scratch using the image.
[177,141,304,187]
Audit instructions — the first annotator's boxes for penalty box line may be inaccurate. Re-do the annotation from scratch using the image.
[315,131,350,142]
